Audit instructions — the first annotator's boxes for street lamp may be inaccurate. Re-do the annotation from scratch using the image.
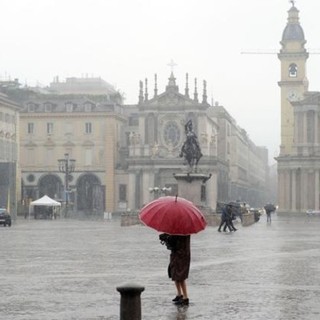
[58,153,76,217]
[149,186,172,198]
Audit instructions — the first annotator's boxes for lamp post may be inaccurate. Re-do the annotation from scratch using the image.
[149,186,172,199]
[58,153,76,217]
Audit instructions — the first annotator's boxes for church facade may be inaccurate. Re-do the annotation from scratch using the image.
[277,3,320,213]
[123,72,221,210]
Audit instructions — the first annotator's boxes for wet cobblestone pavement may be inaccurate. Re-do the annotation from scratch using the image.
[1,213,320,320]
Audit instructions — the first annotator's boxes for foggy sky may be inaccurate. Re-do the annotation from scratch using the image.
[2,0,320,164]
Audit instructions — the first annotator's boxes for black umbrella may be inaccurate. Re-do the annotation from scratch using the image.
[264,204,275,212]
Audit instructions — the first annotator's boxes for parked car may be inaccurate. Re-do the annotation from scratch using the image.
[0,208,12,227]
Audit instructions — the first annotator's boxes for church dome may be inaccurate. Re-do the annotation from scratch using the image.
[281,5,305,42]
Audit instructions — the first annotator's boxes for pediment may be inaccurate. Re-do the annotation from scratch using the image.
[63,141,76,147]
[44,138,56,147]
[82,140,95,147]
[142,91,199,109]
[25,141,38,148]
[296,91,320,105]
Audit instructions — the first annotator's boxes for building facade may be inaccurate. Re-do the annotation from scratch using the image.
[0,92,20,217]
[3,73,270,215]
[276,3,320,213]
[122,73,221,210]
[210,105,269,207]
[12,78,126,215]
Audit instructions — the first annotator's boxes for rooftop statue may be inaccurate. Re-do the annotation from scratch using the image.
[179,120,203,172]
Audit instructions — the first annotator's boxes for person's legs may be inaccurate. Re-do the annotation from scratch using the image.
[175,280,189,305]
[172,281,183,302]
[224,219,233,231]
[229,219,237,231]
[218,218,225,231]
[174,281,182,296]
[180,280,188,299]
[267,212,271,222]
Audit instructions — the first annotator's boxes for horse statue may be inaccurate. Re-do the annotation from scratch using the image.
[179,120,203,172]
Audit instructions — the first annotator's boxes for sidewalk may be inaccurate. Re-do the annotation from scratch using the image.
[0,213,319,319]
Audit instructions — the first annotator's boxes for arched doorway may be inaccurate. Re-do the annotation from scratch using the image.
[38,174,62,199]
[76,174,104,213]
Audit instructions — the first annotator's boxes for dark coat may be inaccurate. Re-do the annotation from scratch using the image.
[168,235,191,281]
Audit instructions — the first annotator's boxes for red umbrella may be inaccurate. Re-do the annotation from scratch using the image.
[139,196,207,235]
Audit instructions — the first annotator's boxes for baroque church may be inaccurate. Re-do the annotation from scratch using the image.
[124,72,222,211]
[277,3,320,213]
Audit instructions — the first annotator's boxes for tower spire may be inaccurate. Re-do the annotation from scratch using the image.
[144,78,148,101]
[194,78,198,102]
[154,74,158,98]
[202,80,207,104]
[139,80,143,104]
[185,73,189,98]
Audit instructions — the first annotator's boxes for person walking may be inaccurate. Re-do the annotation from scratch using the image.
[225,205,237,232]
[218,204,236,232]
[264,203,276,223]
[159,233,191,306]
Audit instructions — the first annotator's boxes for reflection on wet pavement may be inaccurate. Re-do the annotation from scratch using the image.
[0,213,320,319]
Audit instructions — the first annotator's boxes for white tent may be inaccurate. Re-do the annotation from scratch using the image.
[29,195,61,219]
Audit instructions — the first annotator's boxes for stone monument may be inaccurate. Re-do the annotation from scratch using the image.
[174,120,212,209]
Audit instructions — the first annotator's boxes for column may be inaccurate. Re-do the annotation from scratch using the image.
[284,169,291,212]
[314,112,318,144]
[300,169,306,211]
[278,169,285,211]
[128,172,136,211]
[303,113,308,155]
[142,171,153,206]
[291,169,296,211]
[315,170,319,210]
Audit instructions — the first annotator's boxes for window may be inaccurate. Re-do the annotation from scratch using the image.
[66,102,73,112]
[28,103,35,112]
[65,123,73,134]
[129,114,139,126]
[85,103,92,112]
[119,184,127,202]
[47,122,53,134]
[289,63,298,77]
[85,149,93,166]
[44,103,52,112]
[85,122,92,134]
[28,123,34,134]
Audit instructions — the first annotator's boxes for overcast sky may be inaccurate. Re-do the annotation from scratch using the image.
[2,0,320,164]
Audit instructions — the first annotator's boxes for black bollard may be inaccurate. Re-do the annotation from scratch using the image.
[117,284,145,320]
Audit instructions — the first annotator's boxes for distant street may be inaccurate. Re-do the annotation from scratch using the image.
[1,213,320,320]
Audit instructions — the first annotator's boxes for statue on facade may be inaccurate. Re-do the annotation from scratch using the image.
[179,120,203,172]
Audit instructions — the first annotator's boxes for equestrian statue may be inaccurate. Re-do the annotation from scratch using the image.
[179,120,203,172]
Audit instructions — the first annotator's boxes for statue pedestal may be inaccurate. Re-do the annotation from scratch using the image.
[173,173,211,207]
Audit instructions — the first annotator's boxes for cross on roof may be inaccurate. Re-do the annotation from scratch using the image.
[167,59,177,73]
[289,0,296,7]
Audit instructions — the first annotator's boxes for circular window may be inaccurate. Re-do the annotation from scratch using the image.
[163,121,181,147]
[27,174,35,182]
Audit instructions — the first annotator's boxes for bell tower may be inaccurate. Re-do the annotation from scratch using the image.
[278,2,309,155]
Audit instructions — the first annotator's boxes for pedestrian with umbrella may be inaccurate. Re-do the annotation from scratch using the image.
[139,195,207,306]
[159,232,191,306]
[264,203,276,223]
[218,203,237,232]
